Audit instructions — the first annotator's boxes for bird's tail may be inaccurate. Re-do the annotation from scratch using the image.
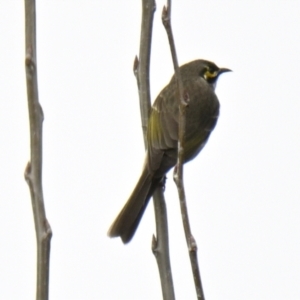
[108,166,158,244]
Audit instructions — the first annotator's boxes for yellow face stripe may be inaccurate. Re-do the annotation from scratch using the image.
[204,70,218,80]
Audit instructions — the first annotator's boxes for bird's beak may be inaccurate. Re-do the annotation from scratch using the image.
[218,67,232,74]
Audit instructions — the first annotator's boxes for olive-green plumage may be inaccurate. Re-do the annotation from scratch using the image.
[108,59,231,243]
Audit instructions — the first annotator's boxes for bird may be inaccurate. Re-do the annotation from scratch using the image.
[108,59,231,244]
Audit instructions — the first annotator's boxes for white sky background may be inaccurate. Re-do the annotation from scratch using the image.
[1,1,300,299]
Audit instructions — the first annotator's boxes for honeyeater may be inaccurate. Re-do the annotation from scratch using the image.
[108,59,231,243]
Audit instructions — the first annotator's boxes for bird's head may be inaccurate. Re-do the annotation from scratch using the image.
[178,59,231,90]
[199,60,231,89]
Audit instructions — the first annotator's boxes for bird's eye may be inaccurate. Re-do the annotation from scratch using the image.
[204,69,217,80]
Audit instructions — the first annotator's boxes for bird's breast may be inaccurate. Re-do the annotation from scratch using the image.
[183,78,220,162]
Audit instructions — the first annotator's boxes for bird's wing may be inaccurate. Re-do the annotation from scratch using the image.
[147,83,178,172]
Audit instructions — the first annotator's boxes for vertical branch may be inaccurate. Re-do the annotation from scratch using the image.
[24,1,52,299]
[134,0,154,149]
[133,0,175,299]
[162,2,205,299]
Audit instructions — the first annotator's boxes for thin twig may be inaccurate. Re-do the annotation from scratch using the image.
[162,2,205,299]
[24,1,52,299]
[133,1,175,299]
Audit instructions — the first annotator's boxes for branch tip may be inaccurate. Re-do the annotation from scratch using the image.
[24,161,31,181]
[133,55,139,74]
[161,6,169,25]
[42,220,53,240]
[25,49,35,71]
[151,234,158,254]
[39,103,44,121]
[188,235,198,252]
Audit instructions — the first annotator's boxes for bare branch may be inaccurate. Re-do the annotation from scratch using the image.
[24,1,52,299]
[135,0,155,149]
[151,186,174,300]
[134,0,175,299]
[162,2,205,299]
